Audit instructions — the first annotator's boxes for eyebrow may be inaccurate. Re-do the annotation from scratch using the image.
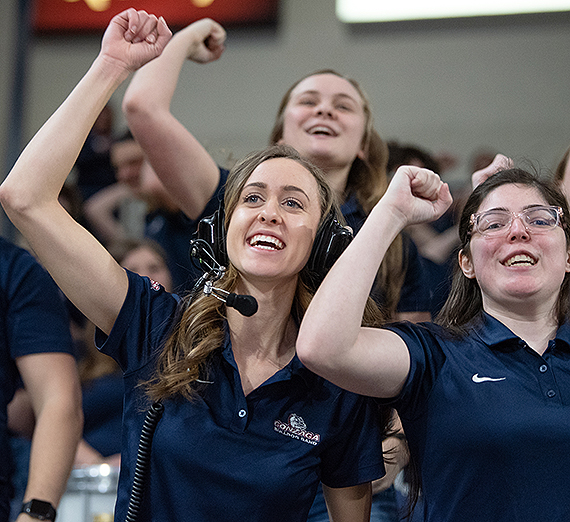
[243,181,311,201]
[482,204,547,213]
[294,90,360,105]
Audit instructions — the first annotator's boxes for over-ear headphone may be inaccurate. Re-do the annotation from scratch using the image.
[194,204,352,289]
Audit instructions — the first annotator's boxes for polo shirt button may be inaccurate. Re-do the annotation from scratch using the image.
[539,364,548,373]
[547,390,556,398]
[238,409,247,418]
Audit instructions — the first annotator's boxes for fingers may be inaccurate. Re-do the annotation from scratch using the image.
[471,153,513,189]
[123,10,161,44]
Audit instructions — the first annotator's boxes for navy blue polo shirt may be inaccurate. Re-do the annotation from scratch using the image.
[386,313,570,522]
[0,238,74,516]
[98,270,385,522]
[341,193,430,313]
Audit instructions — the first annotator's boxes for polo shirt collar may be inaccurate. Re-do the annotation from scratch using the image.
[219,327,315,389]
[473,312,570,353]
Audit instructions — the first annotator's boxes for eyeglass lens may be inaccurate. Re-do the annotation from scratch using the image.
[476,207,559,235]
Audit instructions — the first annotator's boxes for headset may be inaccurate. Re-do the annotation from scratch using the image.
[194,203,353,290]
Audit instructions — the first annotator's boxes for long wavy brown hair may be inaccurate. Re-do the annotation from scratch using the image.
[269,70,405,316]
[145,145,386,401]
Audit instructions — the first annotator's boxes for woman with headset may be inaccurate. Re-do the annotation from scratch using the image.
[122,24,424,520]
[0,10,388,522]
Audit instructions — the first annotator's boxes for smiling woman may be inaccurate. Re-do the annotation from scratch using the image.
[296,166,570,522]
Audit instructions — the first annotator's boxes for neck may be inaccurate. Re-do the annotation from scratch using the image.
[316,163,350,202]
[227,279,298,363]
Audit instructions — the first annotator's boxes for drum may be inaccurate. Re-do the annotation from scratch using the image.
[57,464,119,522]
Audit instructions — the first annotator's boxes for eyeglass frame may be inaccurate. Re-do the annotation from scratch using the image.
[468,205,564,238]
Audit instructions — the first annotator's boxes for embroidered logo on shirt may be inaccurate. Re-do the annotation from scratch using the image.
[472,373,506,383]
[150,279,161,291]
[274,414,321,446]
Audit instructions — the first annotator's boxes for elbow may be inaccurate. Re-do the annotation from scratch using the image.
[296,332,328,374]
[0,182,32,221]
[122,90,154,126]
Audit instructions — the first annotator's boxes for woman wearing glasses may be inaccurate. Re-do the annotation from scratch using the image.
[297,167,570,522]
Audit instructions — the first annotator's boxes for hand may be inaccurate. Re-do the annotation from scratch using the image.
[382,165,453,228]
[100,8,172,72]
[471,153,513,189]
[180,18,227,63]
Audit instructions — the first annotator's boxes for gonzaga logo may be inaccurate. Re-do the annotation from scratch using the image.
[274,413,321,446]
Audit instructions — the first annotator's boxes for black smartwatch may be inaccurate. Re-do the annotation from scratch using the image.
[20,499,56,521]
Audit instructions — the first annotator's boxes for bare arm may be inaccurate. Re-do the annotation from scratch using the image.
[15,353,83,516]
[0,10,171,334]
[123,19,226,219]
[297,167,453,398]
[323,483,372,522]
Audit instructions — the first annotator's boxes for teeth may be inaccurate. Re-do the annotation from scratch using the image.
[505,254,536,267]
[309,126,335,136]
[249,235,284,250]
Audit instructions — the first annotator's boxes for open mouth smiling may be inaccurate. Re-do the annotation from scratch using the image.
[307,125,337,137]
[503,254,537,267]
[249,234,285,251]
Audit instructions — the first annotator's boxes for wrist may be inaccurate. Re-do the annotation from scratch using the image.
[20,499,57,521]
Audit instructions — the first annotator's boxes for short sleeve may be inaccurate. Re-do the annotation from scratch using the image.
[319,394,386,488]
[96,270,179,375]
[3,247,73,359]
[383,322,447,420]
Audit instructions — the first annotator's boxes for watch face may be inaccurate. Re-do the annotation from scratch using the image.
[23,499,56,520]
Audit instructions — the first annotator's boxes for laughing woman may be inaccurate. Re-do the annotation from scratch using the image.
[297,166,570,522]
[0,10,387,522]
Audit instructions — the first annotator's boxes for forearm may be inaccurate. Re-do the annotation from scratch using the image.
[323,483,372,522]
[298,200,405,366]
[124,26,198,116]
[23,396,83,507]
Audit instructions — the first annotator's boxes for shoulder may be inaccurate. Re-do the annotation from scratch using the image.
[97,270,179,369]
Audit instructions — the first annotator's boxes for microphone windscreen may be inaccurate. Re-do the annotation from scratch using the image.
[226,293,258,317]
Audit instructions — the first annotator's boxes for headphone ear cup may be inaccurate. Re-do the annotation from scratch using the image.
[306,212,353,289]
[195,205,229,267]
[214,205,228,266]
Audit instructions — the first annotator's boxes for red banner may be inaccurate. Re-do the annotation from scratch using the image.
[33,0,280,33]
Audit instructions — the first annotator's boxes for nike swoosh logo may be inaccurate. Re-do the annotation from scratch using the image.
[472,373,506,383]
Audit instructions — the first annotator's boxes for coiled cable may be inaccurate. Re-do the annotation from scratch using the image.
[125,401,164,522]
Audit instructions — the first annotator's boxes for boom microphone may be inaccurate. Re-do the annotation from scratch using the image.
[225,293,258,317]
[189,239,258,317]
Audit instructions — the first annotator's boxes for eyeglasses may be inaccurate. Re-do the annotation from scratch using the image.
[469,205,564,237]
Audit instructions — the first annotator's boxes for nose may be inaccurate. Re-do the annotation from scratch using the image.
[508,215,530,241]
[258,199,282,224]
[316,100,334,118]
